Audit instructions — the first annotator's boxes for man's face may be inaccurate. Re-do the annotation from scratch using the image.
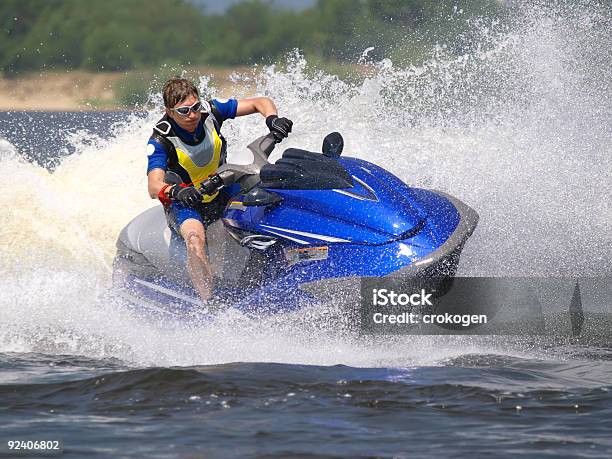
[166,94,201,132]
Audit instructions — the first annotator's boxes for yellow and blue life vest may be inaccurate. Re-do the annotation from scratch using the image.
[149,102,227,203]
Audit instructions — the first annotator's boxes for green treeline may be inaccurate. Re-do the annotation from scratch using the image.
[1,0,504,76]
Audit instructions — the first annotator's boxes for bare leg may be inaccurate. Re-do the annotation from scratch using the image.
[179,219,213,301]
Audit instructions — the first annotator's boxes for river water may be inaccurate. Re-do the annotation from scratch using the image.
[1,2,611,457]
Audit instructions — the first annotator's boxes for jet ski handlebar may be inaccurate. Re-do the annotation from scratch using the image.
[199,170,235,196]
[211,132,278,190]
[199,133,278,195]
[247,132,278,166]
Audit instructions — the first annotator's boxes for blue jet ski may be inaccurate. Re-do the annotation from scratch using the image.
[113,132,478,319]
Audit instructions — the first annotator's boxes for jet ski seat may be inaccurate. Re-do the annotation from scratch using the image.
[259,148,354,190]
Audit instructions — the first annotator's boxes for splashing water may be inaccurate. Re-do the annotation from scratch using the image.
[0,2,610,366]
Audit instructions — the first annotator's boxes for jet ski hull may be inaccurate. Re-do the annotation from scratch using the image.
[112,189,478,320]
[112,134,479,320]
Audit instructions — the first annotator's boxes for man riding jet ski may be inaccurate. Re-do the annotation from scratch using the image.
[114,127,479,319]
[145,77,294,302]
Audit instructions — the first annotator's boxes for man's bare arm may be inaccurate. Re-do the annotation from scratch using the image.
[235,96,278,118]
[147,168,168,199]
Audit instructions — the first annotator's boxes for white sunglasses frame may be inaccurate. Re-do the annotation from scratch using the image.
[171,100,203,117]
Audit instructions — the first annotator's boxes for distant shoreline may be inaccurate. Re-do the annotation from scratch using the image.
[0,71,123,111]
[0,67,257,111]
[0,107,137,114]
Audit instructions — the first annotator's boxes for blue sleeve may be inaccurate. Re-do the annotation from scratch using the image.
[146,139,168,174]
[211,98,238,121]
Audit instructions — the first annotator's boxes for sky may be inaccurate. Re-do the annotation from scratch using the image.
[188,0,316,14]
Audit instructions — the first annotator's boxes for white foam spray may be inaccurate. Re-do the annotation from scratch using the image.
[0,2,610,366]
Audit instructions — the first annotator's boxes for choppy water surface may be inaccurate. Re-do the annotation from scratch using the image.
[1,349,612,458]
[1,2,611,457]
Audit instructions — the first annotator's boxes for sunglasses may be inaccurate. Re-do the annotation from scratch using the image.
[171,100,202,116]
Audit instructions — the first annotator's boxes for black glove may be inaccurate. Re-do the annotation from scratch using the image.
[266,115,293,142]
[169,185,202,207]
[200,174,224,196]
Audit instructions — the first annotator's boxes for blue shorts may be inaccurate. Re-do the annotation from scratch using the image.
[166,196,227,235]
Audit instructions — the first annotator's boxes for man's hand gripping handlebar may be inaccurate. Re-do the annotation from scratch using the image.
[199,170,235,196]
